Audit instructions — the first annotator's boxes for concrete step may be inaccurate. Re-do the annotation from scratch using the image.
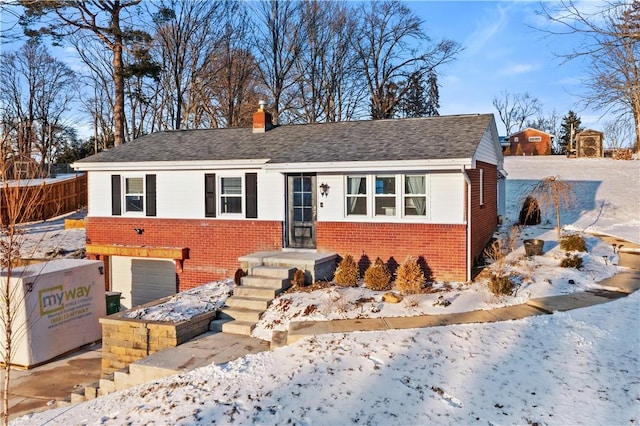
[70,389,86,403]
[233,285,281,299]
[225,296,271,310]
[84,382,99,400]
[250,265,295,279]
[98,377,116,396]
[241,275,290,289]
[210,318,233,332]
[222,320,256,336]
[219,306,264,322]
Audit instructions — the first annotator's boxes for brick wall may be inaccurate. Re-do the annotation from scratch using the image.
[87,217,282,291]
[316,222,467,281]
[467,161,498,266]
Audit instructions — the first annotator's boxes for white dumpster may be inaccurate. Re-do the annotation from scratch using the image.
[0,259,105,368]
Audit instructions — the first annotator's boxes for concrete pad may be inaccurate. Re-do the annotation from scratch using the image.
[133,332,270,376]
[596,272,640,293]
[1,343,102,421]
[527,292,614,312]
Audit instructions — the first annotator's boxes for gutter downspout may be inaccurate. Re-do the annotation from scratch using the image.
[463,166,472,283]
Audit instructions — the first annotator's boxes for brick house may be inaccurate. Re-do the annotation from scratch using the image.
[508,128,554,155]
[74,110,504,309]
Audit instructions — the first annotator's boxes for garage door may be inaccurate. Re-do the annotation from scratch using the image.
[110,257,177,310]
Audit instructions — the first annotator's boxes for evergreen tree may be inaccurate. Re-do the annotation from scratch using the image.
[399,73,427,118]
[558,111,583,155]
[426,71,440,117]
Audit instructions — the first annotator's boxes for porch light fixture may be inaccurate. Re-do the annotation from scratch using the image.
[319,182,330,197]
[133,227,144,235]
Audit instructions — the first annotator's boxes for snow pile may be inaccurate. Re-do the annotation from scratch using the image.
[14,291,640,425]
[122,280,234,322]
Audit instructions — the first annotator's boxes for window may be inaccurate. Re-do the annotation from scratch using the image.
[404,175,426,216]
[125,177,144,212]
[528,136,542,142]
[375,176,396,216]
[346,176,367,215]
[513,137,519,142]
[220,177,242,214]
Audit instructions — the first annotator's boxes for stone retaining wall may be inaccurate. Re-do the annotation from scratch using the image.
[99,305,216,374]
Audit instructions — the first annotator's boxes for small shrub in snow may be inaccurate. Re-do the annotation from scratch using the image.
[364,257,391,291]
[559,234,587,252]
[488,273,514,296]
[292,268,306,287]
[395,256,424,295]
[334,254,359,287]
[234,268,246,285]
[560,253,583,269]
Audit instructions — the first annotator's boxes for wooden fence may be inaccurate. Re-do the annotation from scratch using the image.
[1,173,87,225]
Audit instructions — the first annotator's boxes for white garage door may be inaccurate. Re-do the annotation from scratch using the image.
[110,257,177,310]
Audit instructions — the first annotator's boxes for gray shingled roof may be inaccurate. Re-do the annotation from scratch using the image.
[75,114,494,165]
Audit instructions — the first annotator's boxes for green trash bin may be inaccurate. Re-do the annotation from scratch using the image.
[105,292,122,315]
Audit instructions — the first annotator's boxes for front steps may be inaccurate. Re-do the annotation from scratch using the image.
[214,265,294,336]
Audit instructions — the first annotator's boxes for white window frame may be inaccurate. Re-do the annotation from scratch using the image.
[124,176,145,215]
[403,174,427,217]
[513,136,519,142]
[345,175,368,216]
[528,136,542,142]
[374,175,397,217]
[219,175,244,216]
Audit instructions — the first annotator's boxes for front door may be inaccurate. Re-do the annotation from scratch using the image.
[286,173,316,249]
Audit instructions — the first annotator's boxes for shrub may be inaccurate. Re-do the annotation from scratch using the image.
[292,268,306,287]
[519,196,541,225]
[234,268,246,285]
[334,254,359,286]
[559,234,587,252]
[395,256,424,295]
[364,257,391,291]
[560,253,583,269]
[488,274,514,296]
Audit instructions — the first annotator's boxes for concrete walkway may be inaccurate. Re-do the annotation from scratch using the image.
[8,236,640,421]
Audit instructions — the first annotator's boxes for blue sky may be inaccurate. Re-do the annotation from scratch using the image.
[408,1,603,135]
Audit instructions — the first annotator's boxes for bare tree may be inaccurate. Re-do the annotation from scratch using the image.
[352,0,460,120]
[251,0,304,125]
[0,157,46,425]
[603,116,635,150]
[21,0,146,147]
[538,0,640,152]
[528,176,575,240]
[493,91,542,135]
[0,41,77,168]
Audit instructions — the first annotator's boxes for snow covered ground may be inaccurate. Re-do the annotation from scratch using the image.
[10,157,640,425]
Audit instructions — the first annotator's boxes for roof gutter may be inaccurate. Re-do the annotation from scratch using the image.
[72,159,271,172]
[265,158,473,173]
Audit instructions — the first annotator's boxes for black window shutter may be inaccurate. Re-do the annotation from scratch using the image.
[146,174,157,217]
[111,175,121,216]
[205,173,216,217]
[245,173,258,219]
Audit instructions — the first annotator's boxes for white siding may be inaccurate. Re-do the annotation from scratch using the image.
[316,171,465,224]
[86,169,285,220]
[430,173,465,223]
[474,124,502,167]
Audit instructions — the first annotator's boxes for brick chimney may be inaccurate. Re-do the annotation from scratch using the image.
[252,100,273,133]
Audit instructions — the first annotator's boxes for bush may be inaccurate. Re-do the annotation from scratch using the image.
[560,253,583,269]
[395,256,424,295]
[234,268,246,285]
[519,196,541,225]
[292,268,306,287]
[364,257,391,291]
[334,254,359,286]
[559,234,587,252]
[488,274,514,296]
